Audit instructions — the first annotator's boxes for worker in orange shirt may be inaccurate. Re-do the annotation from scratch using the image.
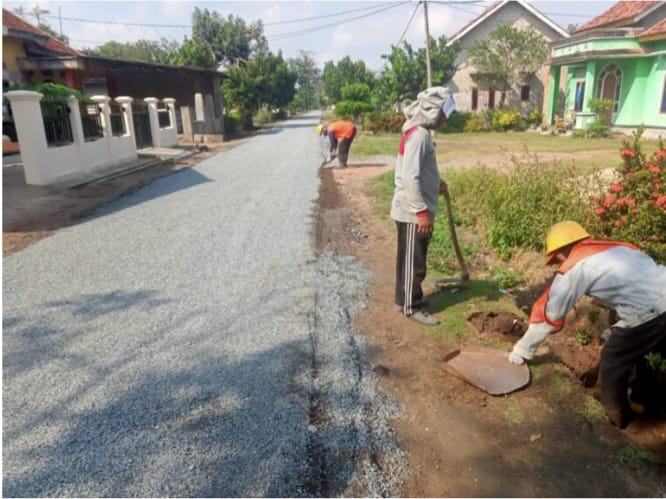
[318,120,357,168]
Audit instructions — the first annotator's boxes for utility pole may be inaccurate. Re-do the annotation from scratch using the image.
[59,6,63,37]
[423,0,432,88]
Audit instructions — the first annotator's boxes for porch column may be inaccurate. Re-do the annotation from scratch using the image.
[582,60,597,113]
[4,90,50,185]
[544,65,560,126]
[144,97,160,148]
[163,97,177,129]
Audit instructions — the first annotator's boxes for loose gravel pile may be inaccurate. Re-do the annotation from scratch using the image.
[3,113,408,497]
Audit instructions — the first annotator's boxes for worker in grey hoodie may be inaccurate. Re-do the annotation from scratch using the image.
[391,86,455,326]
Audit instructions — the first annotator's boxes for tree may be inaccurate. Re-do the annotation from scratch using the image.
[191,8,267,67]
[288,51,322,111]
[222,50,296,112]
[320,56,375,104]
[84,39,181,65]
[335,83,375,122]
[468,24,547,107]
[378,36,458,108]
[174,38,216,69]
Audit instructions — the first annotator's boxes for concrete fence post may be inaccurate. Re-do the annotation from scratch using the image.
[67,95,87,173]
[91,95,112,159]
[115,96,135,141]
[144,97,160,148]
[163,98,176,129]
[3,90,50,185]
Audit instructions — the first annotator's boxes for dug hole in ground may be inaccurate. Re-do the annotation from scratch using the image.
[4,139,665,496]
[315,161,665,497]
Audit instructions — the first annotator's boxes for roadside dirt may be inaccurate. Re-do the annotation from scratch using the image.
[4,135,665,496]
[314,162,666,496]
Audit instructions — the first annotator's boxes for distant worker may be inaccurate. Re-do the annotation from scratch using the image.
[318,120,357,168]
[391,86,455,326]
[509,221,666,428]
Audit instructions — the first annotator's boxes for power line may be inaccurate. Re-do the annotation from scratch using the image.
[262,2,399,26]
[377,2,422,74]
[266,2,410,41]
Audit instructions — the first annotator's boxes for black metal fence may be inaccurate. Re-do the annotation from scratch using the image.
[157,105,171,128]
[109,103,126,136]
[79,102,104,141]
[41,96,73,146]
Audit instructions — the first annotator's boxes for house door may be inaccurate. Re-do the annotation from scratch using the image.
[598,64,622,125]
[132,103,153,149]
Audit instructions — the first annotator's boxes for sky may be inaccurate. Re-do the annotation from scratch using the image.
[3,0,617,71]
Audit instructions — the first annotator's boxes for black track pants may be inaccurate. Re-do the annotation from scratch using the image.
[600,311,666,418]
[337,127,356,166]
[395,221,430,315]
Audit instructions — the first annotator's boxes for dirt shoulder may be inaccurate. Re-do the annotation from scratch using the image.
[314,163,665,497]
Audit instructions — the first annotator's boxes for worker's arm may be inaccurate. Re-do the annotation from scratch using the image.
[402,129,433,234]
[509,321,556,364]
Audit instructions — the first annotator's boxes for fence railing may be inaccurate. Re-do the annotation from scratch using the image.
[41,96,73,146]
[80,102,104,141]
[157,107,171,128]
[109,103,126,136]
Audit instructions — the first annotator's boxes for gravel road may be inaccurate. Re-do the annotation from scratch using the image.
[2,112,407,497]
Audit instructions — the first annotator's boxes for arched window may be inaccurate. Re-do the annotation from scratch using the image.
[597,64,622,114]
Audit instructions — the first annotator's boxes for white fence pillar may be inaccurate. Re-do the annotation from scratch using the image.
[4,90,50,185]
[161,97,178,147]
[115,96,135,141]
[91,95,112,158]
[144,97,160,148]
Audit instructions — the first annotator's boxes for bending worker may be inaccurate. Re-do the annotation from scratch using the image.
[319,120,357,168]
[509,221,666,428]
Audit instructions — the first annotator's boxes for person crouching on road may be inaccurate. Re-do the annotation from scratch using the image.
[319,120,357,168]
[391,86,455,327]
[509,221,666,428]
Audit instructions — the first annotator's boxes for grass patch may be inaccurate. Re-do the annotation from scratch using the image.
[504,404,525,424]
[353,133,400,157]
[579,395,606,421]
[616,446,654,465]
[549,371,573,398]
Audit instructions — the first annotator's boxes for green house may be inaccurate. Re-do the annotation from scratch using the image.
[544,1,666,136]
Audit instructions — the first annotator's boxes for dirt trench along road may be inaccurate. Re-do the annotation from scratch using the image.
[2,112,407,497]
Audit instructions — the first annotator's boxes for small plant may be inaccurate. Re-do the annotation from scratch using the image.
[616,446,653,465]
[587,308,600,325]
[579,395,606,421]
[573,327,592,345]
[464,114,486,133]
[528,108,544,127]
[645,352,666,373]
[490,265,523,289]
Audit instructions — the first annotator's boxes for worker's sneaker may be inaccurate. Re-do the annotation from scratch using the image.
[394,296,429,312]
[408,309,440,326]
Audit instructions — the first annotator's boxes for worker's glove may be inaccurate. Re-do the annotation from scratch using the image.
[508,351,526,365]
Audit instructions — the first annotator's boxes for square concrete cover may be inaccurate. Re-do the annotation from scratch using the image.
[442,346,530,395]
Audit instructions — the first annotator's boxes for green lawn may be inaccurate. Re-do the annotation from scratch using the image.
[354,130,660,176]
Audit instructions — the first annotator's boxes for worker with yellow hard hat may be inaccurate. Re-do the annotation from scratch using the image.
[509,221,666,428]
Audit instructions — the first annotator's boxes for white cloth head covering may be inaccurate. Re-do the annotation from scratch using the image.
[402,86,455,132]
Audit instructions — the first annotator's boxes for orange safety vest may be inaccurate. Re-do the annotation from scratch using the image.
[529,240,640,330]
[327,121,356,140]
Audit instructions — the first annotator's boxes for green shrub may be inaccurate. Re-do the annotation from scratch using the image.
[586,120,611,138]
[496,109,521,131]
[254,109,272,126]
[587,126,666,262]
[363,112,404,133]
[228,109,254,131]
[223,114,238,136]
[440,111,472,134]
[490,265,523,289]
[529,108,544,127]
[464,114,486,133]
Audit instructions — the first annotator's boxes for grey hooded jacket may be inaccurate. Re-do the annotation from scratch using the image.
[390,86,451,224]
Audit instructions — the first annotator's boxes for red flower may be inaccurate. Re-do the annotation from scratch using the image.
[620,148,636,158]
[603,195,617,207]
[610,183,623,193]
[648,165,661,175]
[656,196,666,208]
[596,206,606,215]
[614,220,622,228]
[624,171,635,179]
[656,149,666,160]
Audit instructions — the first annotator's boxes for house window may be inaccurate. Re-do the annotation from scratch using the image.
[488,88,495,109]
[661,77,666,114]
[520,85,530,101]
[471,87,478,111]
[597,63,622,113]
[574,81,585,112]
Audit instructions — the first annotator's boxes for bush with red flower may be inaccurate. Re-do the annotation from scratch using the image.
[588,126,666,262]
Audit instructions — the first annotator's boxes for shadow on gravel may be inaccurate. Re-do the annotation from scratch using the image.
[78,167,213,225]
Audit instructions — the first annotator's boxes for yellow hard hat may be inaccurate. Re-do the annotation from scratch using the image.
[316,124,324,135]
[545,221,590,264]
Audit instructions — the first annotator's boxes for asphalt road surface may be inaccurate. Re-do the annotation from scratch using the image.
[3,112,407,497]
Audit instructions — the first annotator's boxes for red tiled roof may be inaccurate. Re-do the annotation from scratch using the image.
[2,8,81,56]
[638,16,666,39]
[576,1,657,31]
